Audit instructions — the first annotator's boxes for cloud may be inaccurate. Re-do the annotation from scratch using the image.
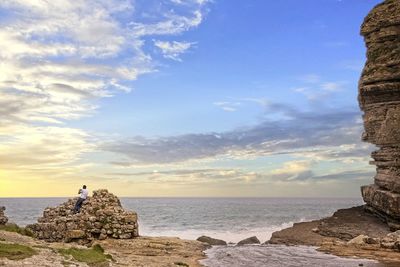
[0,1,209,126]
[170,0,211,6]
[321,82,345,92]
[213,101,241,112]
[0,125,93,178]
[154,40,195,61]
[0,0,210,180]
[293,75,347,100]
[311,170,374,181]
[106,168,256,184]
[213,98,270,113]
[103,104,370,165]
[104,164,373,186]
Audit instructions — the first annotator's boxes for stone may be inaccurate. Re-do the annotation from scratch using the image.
[196,236,227,246]
[0,207,8,225]
[237,236,260,246]
[358,0,400,229]
[347,235,368,245]
[365,237,380,245]
[65,230,85,241]
[26,189,139,243]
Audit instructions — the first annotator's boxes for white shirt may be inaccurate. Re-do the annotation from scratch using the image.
[80,188,89,199]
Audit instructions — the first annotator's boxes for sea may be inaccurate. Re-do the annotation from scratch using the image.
[0,197,390,266]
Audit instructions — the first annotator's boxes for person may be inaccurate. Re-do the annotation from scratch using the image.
[73,185,88,213]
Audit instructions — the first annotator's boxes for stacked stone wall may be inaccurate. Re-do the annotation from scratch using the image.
[27,189,139,243]
[0,206,8,225]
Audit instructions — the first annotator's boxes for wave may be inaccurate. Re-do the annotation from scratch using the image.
[138,219,306,243]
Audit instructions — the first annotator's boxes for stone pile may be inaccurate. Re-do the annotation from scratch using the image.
[0,206,8,225]
[358,0,400,229]
[26,189,139,243]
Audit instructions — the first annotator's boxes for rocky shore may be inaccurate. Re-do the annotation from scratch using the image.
[269,206,400,264]
[0,228,208,267]
[0,189,208,266]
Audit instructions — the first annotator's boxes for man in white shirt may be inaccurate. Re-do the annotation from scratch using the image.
[73,185,89,213]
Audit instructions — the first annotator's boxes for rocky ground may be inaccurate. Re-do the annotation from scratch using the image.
[0,230,208,267]
[269,206,400,265]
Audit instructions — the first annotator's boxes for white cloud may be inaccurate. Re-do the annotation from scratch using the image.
[213,101,241,112]
[293,75,347,100]
[0,125,92,170]
[270,160,313,176]
[321,82,344,92]
[154,40,195,61]
[0,0,209,180]
[0,0,209,125]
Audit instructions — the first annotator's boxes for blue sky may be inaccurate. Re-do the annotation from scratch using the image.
[73,0,378,136]
[0,0,382,197]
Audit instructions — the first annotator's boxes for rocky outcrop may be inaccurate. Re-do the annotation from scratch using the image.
[269,206,391,246]
[347,231,400,251]
[237,236,260,246]
[0,206,8,225]
[26,189,139,243]
[196,236,227,246]
[358,0,400,229]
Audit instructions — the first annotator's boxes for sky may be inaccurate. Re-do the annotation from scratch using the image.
[0,0,383,197]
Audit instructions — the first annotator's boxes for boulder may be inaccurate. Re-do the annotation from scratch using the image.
[196,236,227,246]
[0,206,8,225]
[237,236,260,246]
[26,189,139,243]
[358,0,400,228]
[347,235,368,245]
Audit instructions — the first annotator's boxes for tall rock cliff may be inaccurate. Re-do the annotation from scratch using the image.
[359,0,400,229]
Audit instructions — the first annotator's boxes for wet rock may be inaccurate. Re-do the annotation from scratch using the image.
[26,189,139,243]
[196,236,227,246]
[0,207,8,225]
[358,0,400,228]
[237,236,260,246]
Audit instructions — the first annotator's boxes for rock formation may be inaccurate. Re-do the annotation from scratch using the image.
[0,206,8,225]
[26,189,139,243]
[237,236,260,246]
[196,236,227,246]
[359,0,400,229]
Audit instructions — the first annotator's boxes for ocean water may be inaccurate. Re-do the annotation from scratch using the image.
[0,197,387,266]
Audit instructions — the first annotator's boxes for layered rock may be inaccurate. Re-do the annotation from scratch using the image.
[26,189,139,243]
[359,0,400,229]
[0,206,8,225]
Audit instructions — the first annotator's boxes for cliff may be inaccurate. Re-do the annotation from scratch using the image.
[358,0,400,229]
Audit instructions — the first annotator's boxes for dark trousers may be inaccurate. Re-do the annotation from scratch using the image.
[74,198,85,213]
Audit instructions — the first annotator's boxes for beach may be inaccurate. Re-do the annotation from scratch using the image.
[1,197,399,266]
